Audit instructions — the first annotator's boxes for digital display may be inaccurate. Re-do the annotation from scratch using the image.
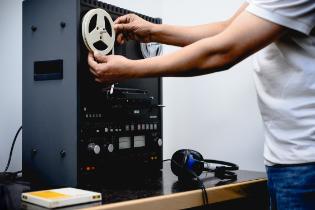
[134,136,145,148]
[34,59,63,81]
[119,137,131,149]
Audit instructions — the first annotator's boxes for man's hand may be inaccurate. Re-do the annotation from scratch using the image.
[114,14,156,44]
[88,52,135,83]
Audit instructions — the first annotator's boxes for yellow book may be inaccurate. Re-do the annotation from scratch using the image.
[21,188,102,209]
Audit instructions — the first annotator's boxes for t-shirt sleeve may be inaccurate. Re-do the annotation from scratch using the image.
[246,0,315,35]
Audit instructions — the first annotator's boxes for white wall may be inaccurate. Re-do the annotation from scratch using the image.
[0,0,265,173]
[0,0,22,173]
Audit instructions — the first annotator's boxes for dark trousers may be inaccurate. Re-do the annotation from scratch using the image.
[266,163,315,210]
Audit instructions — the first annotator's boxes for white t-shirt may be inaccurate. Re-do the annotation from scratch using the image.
[246,0,315,165]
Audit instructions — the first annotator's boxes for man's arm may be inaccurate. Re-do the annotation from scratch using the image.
[152,3,249,47]
[89,11,286,83]
[136,11,286,77]
[114,3,248,47]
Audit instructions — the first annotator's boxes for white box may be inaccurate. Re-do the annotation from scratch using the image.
[21,188,102,209]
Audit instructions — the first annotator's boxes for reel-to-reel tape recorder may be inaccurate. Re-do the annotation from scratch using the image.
[23,0,163,187]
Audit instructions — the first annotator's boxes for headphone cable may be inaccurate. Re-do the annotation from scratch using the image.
[165,159,209,206]
[3,126,22,173]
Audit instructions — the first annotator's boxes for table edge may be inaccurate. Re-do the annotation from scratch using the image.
[83,177,267,210]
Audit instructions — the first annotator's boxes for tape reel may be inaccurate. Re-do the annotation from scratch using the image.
[140,42,163,58]
[82,8,115,55]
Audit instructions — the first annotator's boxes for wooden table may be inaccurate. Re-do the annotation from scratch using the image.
[2,162,268,210]
[83,162,268,210]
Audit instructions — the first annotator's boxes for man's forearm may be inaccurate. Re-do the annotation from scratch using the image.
[151,22,229,47]
[131,10,285,79]
[150,3,249,47]
[132,36,234,78]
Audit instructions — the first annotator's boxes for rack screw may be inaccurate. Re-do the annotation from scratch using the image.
[60,150,66,158]
[31,25,37,32]
[31,148,38,157]
[60,22,66,28]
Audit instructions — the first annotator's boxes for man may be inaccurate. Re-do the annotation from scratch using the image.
[88,1,315,209]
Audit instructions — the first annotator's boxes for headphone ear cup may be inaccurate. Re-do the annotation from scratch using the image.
[186,150,204,176]
[171,149,188,177]
[171,149,205,179]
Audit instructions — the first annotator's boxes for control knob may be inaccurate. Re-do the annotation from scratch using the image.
[106,144,114,153]
[88,143,101,155]
[157,138,163,147]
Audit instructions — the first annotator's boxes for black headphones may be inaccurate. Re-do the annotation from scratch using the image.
[171,149,239,181]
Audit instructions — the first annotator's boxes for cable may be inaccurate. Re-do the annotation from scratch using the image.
[3,126,22,172]
[192,171,209,205]
[166,159,209,206]
[194,173,208,206]
[0,171,22,183]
